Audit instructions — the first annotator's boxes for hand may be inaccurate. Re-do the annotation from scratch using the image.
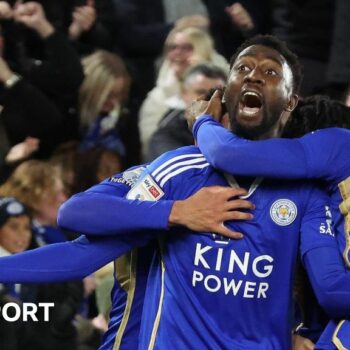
[13,2,54,38]
[169,186,254,239]
[91,314,108,332]
[0,1,13,19]
[292,334,315,350]
[225,3,254,31]
[175,15,210,31]
[5,137,40,164]
[186,89,225,130]
[0,56,14,83]
[69,0,96,40]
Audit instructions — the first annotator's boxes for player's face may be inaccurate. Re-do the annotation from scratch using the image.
[0,215,31,254]
[224,45,297,139]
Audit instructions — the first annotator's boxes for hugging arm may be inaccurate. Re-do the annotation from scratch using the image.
[58,168,254,239]
[0,234,152,284]
[193,116,310,179]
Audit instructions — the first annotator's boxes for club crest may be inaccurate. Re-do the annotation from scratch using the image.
[270,199,297,226]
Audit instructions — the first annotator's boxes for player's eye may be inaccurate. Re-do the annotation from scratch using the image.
[237,64,250,72]
[265,68,278,76]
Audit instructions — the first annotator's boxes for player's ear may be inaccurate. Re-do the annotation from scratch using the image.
[285,94,299,112]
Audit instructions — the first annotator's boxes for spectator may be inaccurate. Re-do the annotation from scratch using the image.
[0,2,84,148]
[0,197,31,350]
[0,0,117,57]
[0,52,65,160]
[79,50,139,167]
[272,0,350,99]
[0,160,67,244]
[49,142,79,198]
[148,64,227,160]
[68,0,118,55]
[71,147,123,194]
[113,0,209,102]
[0,162,85,350]
[204,0,273,59]
[138,26,228,159]
[0,137,40,184]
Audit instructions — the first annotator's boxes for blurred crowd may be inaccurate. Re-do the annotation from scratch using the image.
[0,0,348,349]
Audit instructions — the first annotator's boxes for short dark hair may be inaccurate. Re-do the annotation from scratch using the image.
[283,95,350,137]
[183,64,227,85]
[230,35,303,93]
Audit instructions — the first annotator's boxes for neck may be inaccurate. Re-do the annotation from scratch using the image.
[254,126,283,140]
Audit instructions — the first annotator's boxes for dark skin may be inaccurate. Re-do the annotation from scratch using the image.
[188,45,299,139]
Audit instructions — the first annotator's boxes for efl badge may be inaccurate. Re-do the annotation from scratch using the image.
[270,199,297,226]
[127,175,164,201]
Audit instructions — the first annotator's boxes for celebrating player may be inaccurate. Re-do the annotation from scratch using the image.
[1,35,350,350]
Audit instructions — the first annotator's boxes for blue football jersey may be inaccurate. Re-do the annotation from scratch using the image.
[194,118,350,348]
[126,146,339,350]
[194,119,350,265]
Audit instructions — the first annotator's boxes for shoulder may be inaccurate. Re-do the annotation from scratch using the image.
[127,146,210,200]
[299,128,350,177]
[107,165,147,187]
[295,180,330,214]
[96,164,148,194]
[147,146,209,185]
[302,127,350,143]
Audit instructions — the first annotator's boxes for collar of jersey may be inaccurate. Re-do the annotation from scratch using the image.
[224,174,263,199]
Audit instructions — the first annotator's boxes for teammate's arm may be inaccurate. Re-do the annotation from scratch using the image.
[193,116,310,179]
[58,166,253,239]
[300,186,350,318]
[58,182,174,236]
[303,246,350,318]
[0,234,152,283]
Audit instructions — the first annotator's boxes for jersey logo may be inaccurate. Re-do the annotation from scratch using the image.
[122,166,146,187]
[127,175,164,201]
[108,166,146,187]
[319,205,334,236]
[270,199,297,226]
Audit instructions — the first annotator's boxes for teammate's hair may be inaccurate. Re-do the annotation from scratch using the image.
[283,95,350,137]
[230,35,303,93]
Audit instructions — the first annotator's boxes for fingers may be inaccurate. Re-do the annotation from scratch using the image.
[216,224,243,239]
[224,211,253,221]
[225,199,255,211]
[210,186,248,198]
[209,89,222,102]
[205,89,224,122]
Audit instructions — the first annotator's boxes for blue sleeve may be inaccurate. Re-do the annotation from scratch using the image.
[193,116,311,179]
[304,246,350,318]
[0,234,153,283]
[57,169,174,236]
[300,186,350,318]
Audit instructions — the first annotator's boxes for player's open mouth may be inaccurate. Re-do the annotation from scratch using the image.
[239,91,263,117]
